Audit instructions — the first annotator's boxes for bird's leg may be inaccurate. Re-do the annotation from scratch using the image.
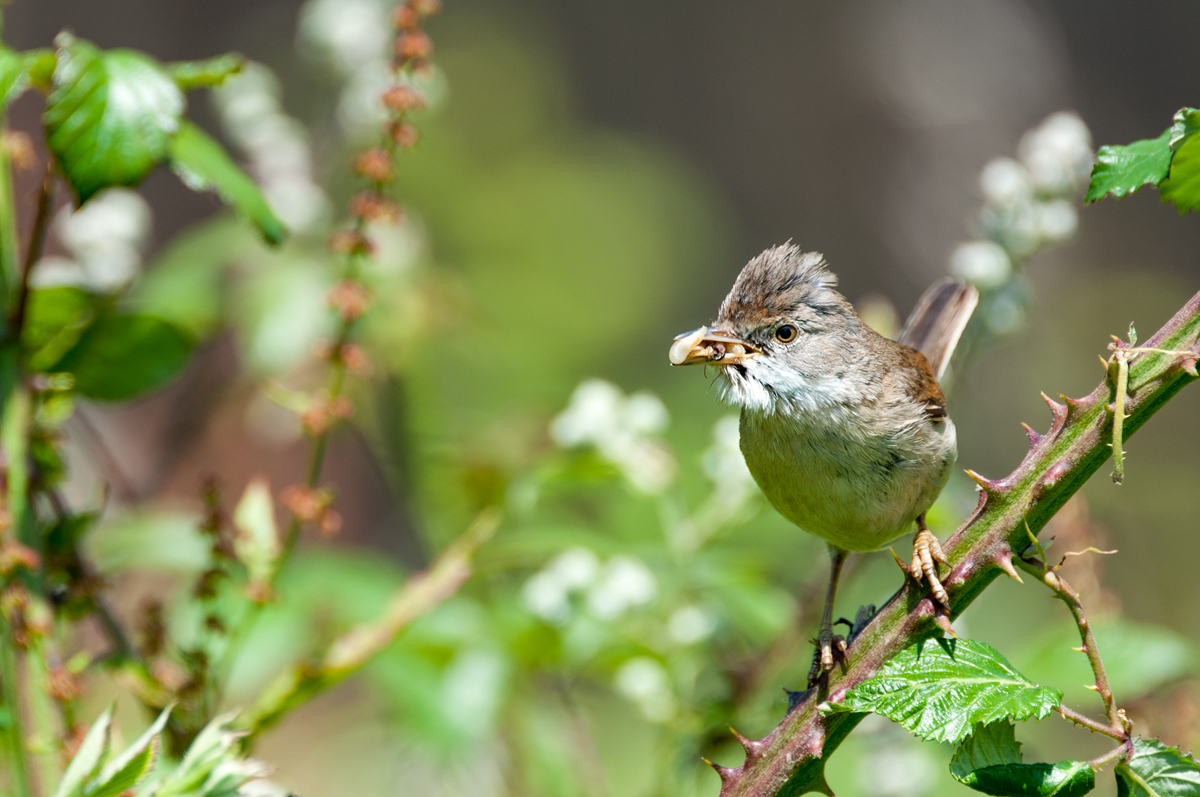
[911,514,949,606]
[807,547,849,686]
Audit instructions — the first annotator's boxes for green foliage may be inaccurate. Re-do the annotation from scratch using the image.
[830,637,1062,743]
[169,122,286,245]
[148,712,268,797]
[950,722,1094,797]
[21,287,95,372]
[53,705,171,797]
[1115,739,1200,797]
[951,721,1024,776]
[1086,106,1200,214]
[166,53,245,90]
[44,34,185,203]
[52,313,192,401]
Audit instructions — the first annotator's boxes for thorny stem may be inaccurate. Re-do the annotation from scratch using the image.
[1013,556,1124,736]
[1054,705,1124,742]
[712,291,1200,797]
[1089,742,1131,769]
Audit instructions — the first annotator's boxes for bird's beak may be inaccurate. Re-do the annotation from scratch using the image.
[668,326,760,366]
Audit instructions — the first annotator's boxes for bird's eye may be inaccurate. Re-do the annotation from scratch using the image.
[775,324,798,343]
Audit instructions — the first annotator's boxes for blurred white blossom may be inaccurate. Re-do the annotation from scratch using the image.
[673,415,759,550]
[297,0,390,76]
[522,548,656,625]
[668,605,716,645]
[1018,111,1093,194]
[614,657,676,722]
[551,379,676,494]
[33,188,151,292]
[586,556,657,620]
[952,110,1092,306]
[213,63,330,232]
[949,240,1010,289]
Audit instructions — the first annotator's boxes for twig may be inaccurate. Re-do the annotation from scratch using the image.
[711,290,1200,797]
[1054,705,1124,742]
[237,509,499,743]
[10,159,55,341]
[1013,555,1123,734]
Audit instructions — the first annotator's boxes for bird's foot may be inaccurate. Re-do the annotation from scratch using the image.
[806,628,848,687]
[911,527,949,606]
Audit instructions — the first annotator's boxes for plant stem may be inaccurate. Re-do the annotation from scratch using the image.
[1054,705,1124,742]
[713,290,1200,797]
[1013,556,1123,734]
[10,160,55,341]
[1089,742,1130,769]
[0,617,33,797]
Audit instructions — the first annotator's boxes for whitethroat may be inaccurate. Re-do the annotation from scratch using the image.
[669,244,978,683]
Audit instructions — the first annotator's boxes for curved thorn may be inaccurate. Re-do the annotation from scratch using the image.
[993,550,1023,583]
[964,469,1004,494]
[1041,391,1066,413]
[1099,354,1111,371]
[702,757,741,786]
[934,612,957,637]
[1021,422,1044,450]
[729,727,765,759]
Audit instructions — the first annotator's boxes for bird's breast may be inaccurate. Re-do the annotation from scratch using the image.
[738,403,956,551]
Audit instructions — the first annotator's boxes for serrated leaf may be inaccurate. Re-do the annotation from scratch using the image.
[20,287,97,372]
[53,704,113,797]
[952,722,1023,780]
[168,121,286,245]
[834,637,1062,744]
[44,34,184,203]
[233,477,280,587]
[152,711,244,797]
[961,761,1095,797]
[1115,738,1200,797]
[52,314,192,401]
[86,705,171,797]
[1085,131,1172,203]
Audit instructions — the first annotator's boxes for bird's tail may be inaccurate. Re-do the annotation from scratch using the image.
[897,279,979,380]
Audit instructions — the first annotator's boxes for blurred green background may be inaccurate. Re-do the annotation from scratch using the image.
[5,1,1199,795]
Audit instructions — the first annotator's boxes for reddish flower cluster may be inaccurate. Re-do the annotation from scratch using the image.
[280,484,342,538]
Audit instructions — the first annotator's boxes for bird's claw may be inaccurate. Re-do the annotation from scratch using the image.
[807,628,847,686]
[911,528,949,606]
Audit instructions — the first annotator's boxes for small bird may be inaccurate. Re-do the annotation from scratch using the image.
[669,244,977,682]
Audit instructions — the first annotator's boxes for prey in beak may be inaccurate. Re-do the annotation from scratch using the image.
[668,326,760,366]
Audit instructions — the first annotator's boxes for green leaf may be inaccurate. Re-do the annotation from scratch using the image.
[952,722,1024,779]
[44,34,184,203]
[53,314,192,401]
[86,705,171,797]
[1160,126,1200,215]
[167,53,245,90]
[833,637,1062,744]
[53,704,113,797]
[961,762,1095,797]
[1116,738,1200,797]
[21,287,98,372]
[232,477,281,587]
[0,47,30,108]
[168,121,286,245]
[1086,130,1172,203]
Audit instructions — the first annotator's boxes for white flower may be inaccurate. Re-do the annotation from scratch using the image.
[521,571,570,625]
[34,188,151,292]
[551,380,677,494]
[668,605,715,645]
[297,0,391,76]
[547,547,600,591]
[586,556,656,620]
[212,63,331,233]
[1036,198,1078,242]
[949,240,1011,289]
[614,657,675,722]
[979,157,1033,209]
[1019,111,1093,193]
[859,742,936,797]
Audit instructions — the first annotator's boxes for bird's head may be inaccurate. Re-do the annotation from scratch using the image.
[669,244,867,413]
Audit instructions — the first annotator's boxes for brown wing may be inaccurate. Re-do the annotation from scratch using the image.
[896,345,947,420]
[897,279,979,380]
